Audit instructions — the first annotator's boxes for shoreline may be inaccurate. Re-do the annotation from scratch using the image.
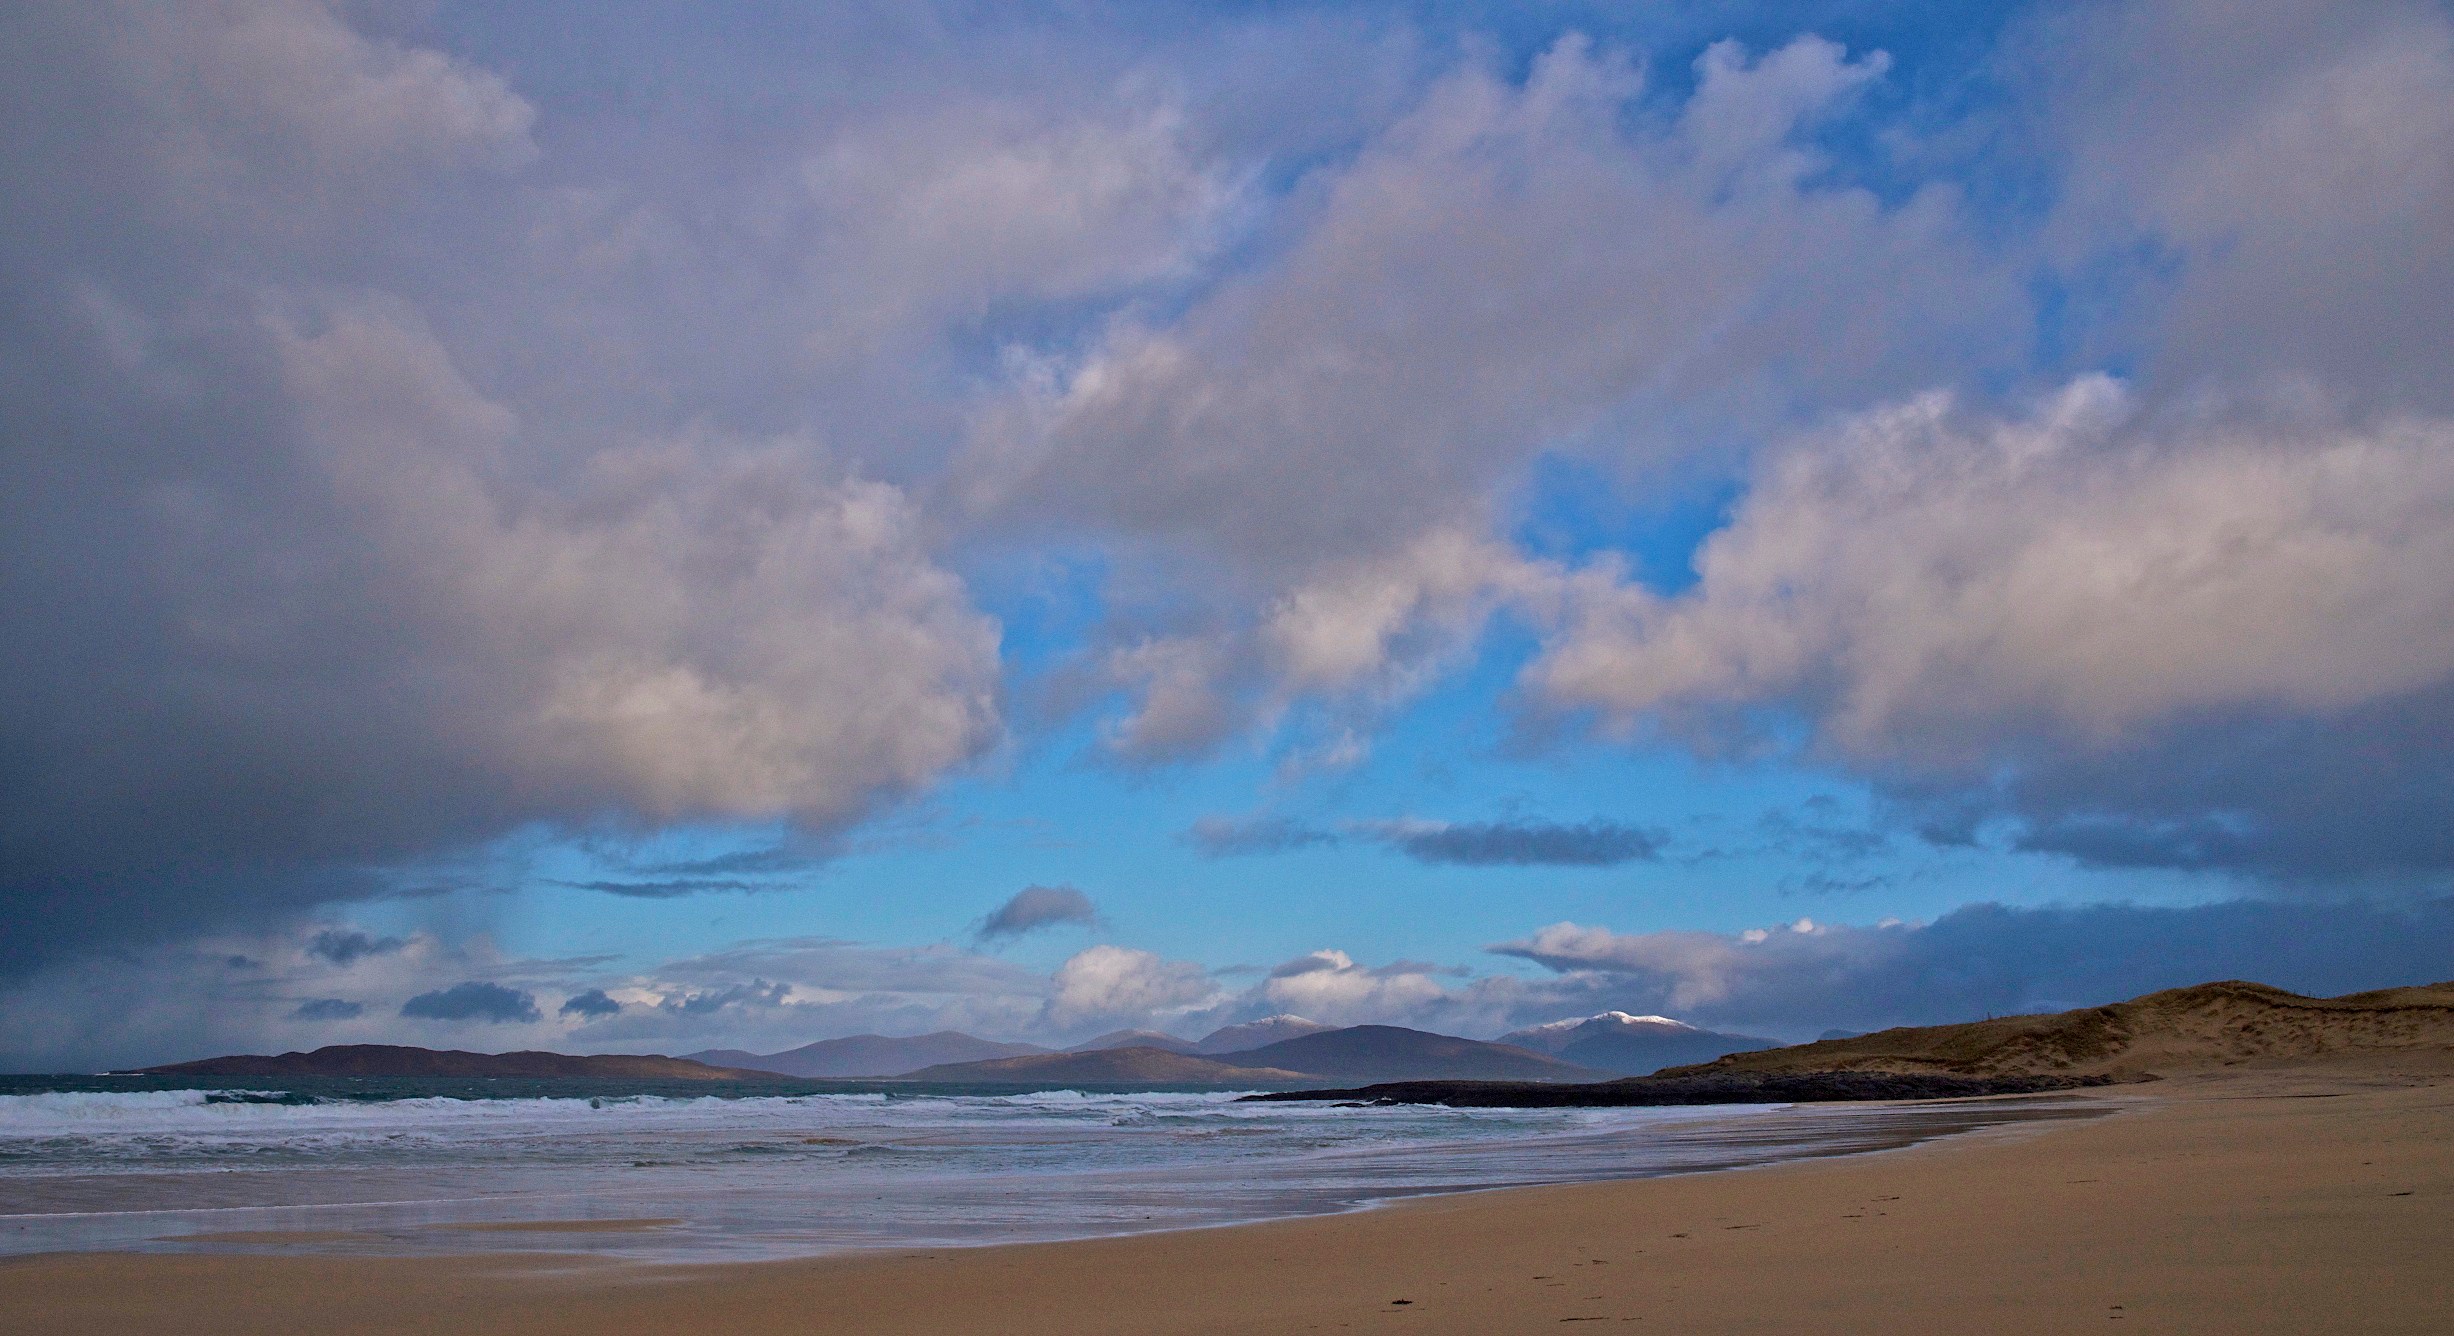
[4,1059,2449,1333]
[0,1092,2098,1263]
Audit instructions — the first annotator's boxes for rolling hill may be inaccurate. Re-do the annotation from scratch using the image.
[1251,980,2454,1108]
[906,1025,1605,1086]
[1658,979,2454,1081]
[1192,1015,1332,1053]
[1068,1028,1201,1054]
[1498,1011,1779,1076]
[901,1047,1311,1084]
[134,1045,765,1080]
[1216,1025,1608,1083]
[683,1031,1050,1078]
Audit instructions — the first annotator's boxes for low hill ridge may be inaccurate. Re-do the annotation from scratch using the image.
[1221,1025,1608,1083]
[905,1025,1606,1085]
[1193,1015,1331,1054]
[1069,1029,1200,1054]
[1504,1012,1694,1043]
[1498,1012,1778,1075]
[134,1045,763,1080]
[683,1031,1048,1078]
[903,1047,1310,1084]
[1663,979,2454,1081]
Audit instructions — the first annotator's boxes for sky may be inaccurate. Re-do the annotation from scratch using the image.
[4,0,2454,1071]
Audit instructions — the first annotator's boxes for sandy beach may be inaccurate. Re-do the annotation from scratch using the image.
[6,1056,2447,1334]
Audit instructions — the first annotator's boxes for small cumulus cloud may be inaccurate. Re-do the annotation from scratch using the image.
[657,980,791,1016]
[1043,945,1218,1031]
[290,997,365,1021]
[558,989,622,1019]
[400,982,542,1024]
[976,885,1100,941]
[1267,949,1356,979]
[1256,949,1458,1026]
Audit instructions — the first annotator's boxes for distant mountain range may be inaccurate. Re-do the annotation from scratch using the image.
[133,1045,762,1080]
[905,1047,1313,1084]
[907,1024,1609,1086]
[1190,1015,1333,1053]
[685,1017,1342,1078]
[135,1012,1754,1088]
[1497,1011,1778,1076]
[1251,979,2454,1107]
[1058,1016,1338,1057]
[1066,1028,1199,1054]
[682,1031,1050,1078]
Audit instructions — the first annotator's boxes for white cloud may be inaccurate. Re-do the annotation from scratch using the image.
[962,34,2013,574]
[1257,950,1455,1027]
[797,98,1246,351]
[12,0,535,240]
[2035,0,2454,407]
[1042,945,1221,1031]
[1100,635,1244,763]
[1260,529,1567,698]
[267,302,1006,825]
[1531,377,2454,762]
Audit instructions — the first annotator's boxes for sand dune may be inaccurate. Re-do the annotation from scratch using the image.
[1668,979,2454,1081]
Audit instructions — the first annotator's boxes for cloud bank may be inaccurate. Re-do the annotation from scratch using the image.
[3,1,2452,1038]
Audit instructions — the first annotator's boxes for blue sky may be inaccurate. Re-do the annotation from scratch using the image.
[4,1,2453,1069]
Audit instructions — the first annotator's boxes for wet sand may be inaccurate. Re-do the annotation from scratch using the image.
[5,1059,2447,1334]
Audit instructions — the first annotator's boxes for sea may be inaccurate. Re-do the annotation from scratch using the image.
[0,1074,2103,1263]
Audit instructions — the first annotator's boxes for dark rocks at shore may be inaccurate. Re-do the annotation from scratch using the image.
[1240,1069,2118,1107]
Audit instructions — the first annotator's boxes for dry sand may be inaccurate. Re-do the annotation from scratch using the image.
[5,1055,2448,1334]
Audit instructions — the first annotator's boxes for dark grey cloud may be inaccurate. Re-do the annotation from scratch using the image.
[553,878,763,900]
[978,885,1101,940]
[552,841,833,899]
[1190,815,1664,867]
[0,3,1010,969]
[1368,819,1666,868]
[1962,682,2454,885]
[1266,951,1347,979]
[400,982,542,1024]
[306,929,405,966]
[290,997,365,1021]
[1491,897,2454,1039]
[558,989,622,1019]
[1185,816,1339,857]
[637,847,825,878]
